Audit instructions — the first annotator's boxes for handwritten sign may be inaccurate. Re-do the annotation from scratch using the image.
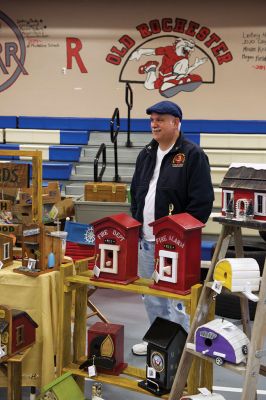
[241,31,266,66]
[0,163,29,188]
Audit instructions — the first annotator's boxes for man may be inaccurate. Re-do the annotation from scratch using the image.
[130,100,214,356]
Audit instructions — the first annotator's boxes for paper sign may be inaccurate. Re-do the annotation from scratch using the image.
[93,265,101,278]
[88,365,97,377]
[152,270,159,283]
[212,280,223,294]
[49,205,59,220]
[147,367,156,378]
[198,387,212,395]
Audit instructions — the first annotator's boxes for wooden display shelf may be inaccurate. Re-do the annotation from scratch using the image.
[185,347,247,375]
[0,347,33,400]
[63,363,171,398]
[64,270,193,303]
[168,221,266,400]
[58,260,213,398]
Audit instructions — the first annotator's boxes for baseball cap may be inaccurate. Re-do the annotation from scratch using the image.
[146,101,183,121]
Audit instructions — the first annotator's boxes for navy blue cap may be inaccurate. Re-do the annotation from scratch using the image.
[146,101,182,121]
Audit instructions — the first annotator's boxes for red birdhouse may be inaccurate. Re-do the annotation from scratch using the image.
[92,213,141,284]
[86,322,127,375]
[149,213,204,295]
[0,305,38,362]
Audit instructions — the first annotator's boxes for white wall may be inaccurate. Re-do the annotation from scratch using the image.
[0,0,265,120]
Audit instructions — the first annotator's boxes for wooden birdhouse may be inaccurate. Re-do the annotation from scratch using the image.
[0,233,13,268]
[221,163,266,222]
[92,213,141,284]
[138,317,187,396]
[149,213,204,295]
[39,371,85,400]
[79,322,127,375]
[214,258,261,293]
[194,319,249,366]
[0,305,38,362]
[14,223,62,276]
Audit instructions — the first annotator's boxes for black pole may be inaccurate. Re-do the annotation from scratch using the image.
[125,83,133,148]
[110,108,121,182]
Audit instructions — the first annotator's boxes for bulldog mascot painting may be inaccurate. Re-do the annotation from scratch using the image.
[129,37,208,97]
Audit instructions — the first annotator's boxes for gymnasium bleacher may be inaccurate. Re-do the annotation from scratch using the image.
[0,115,266,242]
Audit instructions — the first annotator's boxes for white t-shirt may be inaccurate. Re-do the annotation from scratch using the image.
[143,144,174,241]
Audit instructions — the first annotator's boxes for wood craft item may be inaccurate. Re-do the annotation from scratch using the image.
[150,212,204,294]
[85,182,127,202]
[80,321,127,375]
[14,223,62,276]
[92,213,141,284]
[194,319,250,366]
[39,371,85,400]
[214,257,261,293]
[138,317,187,396]
[0,233,13,268]
[221,163,266,222]
[0,163,29,188]
[0,304,38,362]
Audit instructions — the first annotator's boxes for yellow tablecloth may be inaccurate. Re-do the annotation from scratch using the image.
[0,262,60,387]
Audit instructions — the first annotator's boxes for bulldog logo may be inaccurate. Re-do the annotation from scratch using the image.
[172,153,185,167]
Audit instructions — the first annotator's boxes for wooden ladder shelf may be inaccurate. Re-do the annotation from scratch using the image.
[169,217,266,400]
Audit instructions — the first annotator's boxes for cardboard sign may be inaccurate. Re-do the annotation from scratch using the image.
[0,163,29,188]
[0,200,12,211]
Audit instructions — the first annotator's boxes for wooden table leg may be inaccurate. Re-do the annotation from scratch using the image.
[7,360,22,400]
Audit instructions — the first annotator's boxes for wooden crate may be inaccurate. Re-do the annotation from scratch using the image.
[84,182,127,202]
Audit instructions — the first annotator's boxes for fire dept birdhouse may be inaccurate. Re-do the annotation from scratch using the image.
[149,213,204,295]
[92,213,141,284]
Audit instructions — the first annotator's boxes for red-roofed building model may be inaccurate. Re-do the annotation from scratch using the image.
[221,163,266,222]
[0,304,38,362]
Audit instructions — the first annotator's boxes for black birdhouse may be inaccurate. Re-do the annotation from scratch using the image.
[138,317,187,396]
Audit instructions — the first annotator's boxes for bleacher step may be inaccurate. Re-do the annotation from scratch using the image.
[88,131,151,146]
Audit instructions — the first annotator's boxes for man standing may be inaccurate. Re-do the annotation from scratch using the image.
[130,100,214,355]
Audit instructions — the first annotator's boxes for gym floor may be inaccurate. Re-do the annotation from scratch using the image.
[0,288,265,399]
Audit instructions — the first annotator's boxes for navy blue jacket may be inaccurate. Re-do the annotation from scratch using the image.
[130,132,214,224]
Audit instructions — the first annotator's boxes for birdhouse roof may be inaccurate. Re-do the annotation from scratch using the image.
[196,319,247,342]
[143,317,187,350]
[220,163,266,191]
[12,309,38,328]
[92,213,141,230]
[149,213,204,231]
[41,372,72,392]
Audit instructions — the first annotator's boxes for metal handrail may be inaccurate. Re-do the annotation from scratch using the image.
[110,107,120,143]
[125,83,133,148]
[110,108,121,182]
[93,143,106,182]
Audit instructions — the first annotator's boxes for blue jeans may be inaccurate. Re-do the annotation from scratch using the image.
[138,238,190,332]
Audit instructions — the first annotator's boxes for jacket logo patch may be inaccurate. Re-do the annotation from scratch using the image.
[172,153,185,167]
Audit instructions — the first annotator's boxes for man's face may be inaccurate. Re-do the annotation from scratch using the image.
[150,112,180,147]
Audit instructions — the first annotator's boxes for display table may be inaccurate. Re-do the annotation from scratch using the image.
[0,262,67,388]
